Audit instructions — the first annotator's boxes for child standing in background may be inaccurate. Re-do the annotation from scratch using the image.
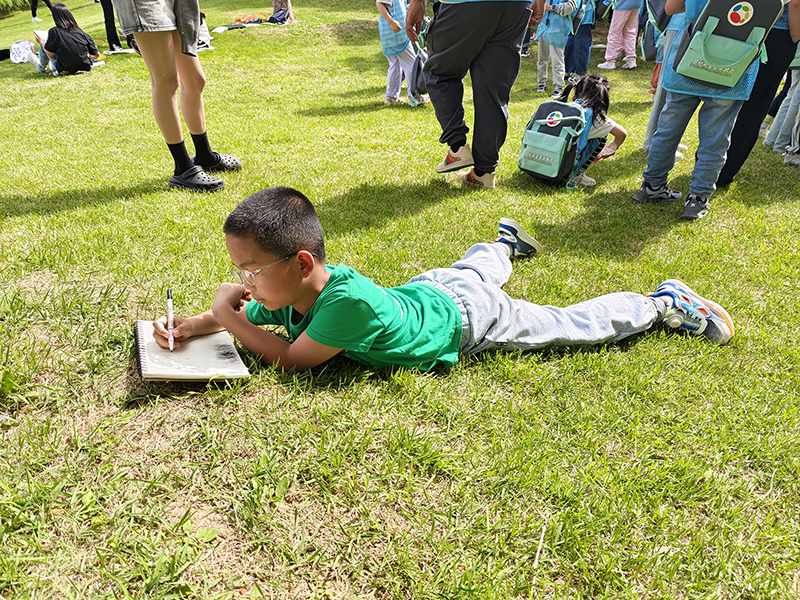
[598,0,643,70]
[535,0,579,97]
[376,0,429,106]
[564,0,595,82]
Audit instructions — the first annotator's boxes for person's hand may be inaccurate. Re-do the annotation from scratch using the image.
[594,142,618,162]
[34,32,43,44]
[530,15,542,25]
[390,18,402,33]
[544,3,553,11]
[211,283,250,319]
[152,315,194,350]
[405,0,425,44]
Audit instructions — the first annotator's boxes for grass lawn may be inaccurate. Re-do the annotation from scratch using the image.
[1,1,800,598]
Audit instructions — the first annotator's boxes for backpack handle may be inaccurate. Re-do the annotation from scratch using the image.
[694,16,766,69]
[533,115,586,130]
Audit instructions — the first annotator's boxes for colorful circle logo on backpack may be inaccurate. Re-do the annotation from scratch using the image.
[546,111,563,127]
[727,3,753,26]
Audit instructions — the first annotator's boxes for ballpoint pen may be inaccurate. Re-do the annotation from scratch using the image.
[167,288,174,352]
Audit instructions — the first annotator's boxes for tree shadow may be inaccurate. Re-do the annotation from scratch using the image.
[295,86,429,117]
[319,19,378,46]
[505,160,690,259]
[0,180,166,220]
[313,179,470,240]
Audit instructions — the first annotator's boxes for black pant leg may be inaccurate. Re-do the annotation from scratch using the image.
[717,28,798,186]
[100,0,122,47]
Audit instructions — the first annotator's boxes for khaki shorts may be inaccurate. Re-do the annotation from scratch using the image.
[112,0,177,35]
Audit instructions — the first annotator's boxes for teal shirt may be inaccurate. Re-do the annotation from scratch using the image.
[245,264,463,370]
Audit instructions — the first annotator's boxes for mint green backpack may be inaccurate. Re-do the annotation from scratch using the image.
[673,0,784,89]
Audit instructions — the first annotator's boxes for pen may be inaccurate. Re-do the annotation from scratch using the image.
[167,288,174,352]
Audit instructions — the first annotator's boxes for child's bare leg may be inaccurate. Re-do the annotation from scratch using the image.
[173,29,207,136]
[134,30,183,144]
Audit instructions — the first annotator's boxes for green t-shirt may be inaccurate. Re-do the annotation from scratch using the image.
[245,264,463,370]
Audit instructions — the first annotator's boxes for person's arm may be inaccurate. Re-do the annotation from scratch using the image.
[596,122,627,159]
[788,0,800,43]
[530,0,545,24]
[665,0,685,15]
[608,122,627,149]
[376,1,403,32]
[405,0,425,43]
[550,0,578,16]
[211,282,343,372]
[42,29,58,58]
[152,308,227,349]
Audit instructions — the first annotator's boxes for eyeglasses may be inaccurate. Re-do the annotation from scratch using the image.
[231,252,298,287]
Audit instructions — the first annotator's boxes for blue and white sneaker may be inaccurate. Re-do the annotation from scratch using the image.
[495,218,543,258]
[649,279,734,346]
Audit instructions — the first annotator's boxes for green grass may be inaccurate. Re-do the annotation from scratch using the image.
[2,1,800,598]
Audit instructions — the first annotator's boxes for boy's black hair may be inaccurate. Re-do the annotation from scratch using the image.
[51,3,80,31]
[558,74,611,123]
[223,187,326,263]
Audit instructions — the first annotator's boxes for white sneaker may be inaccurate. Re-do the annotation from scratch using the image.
[677,143,688,151]
[457,167,495,190]
[436,143,474,173]
[27,50,44,72]
[32,16,42,21]
[409,94,430,107]
[598,61,616,70]
[784,152,800,166]
[675,151,684,161]
[579,173,596,186]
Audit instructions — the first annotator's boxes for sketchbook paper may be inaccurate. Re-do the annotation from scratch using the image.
[135,320,250,381]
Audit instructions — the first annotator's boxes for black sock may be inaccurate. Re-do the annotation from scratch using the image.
[167,141,193,176]
[474,169,486,177]
[191,132,217,166]
[449,143,464,154]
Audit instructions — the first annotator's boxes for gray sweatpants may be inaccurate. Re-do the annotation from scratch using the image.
[423,1,531,173]
[408,243,660,355]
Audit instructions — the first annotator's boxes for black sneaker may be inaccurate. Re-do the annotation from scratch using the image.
[109,44,124,52]
[633,181,683,203]
[681,194,710,220]
[520,47,530,58]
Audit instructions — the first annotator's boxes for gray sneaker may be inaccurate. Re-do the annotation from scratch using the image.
[633,182,683,203]
[681,194,710,220]
[783,152,800,166]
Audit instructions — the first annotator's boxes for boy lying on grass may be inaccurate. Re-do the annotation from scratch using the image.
[152,186,734,371]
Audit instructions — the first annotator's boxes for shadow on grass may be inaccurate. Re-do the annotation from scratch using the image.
[314,179,471,239]
[0,180,166,220]
[505,158,690,259]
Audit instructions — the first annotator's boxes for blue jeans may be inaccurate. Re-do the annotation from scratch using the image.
[564,24,592,75]
[643,91,743,199]
[408,243,660,355]
[37,45,57,73]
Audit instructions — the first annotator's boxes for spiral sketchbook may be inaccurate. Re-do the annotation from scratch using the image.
[134,320,250,381]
